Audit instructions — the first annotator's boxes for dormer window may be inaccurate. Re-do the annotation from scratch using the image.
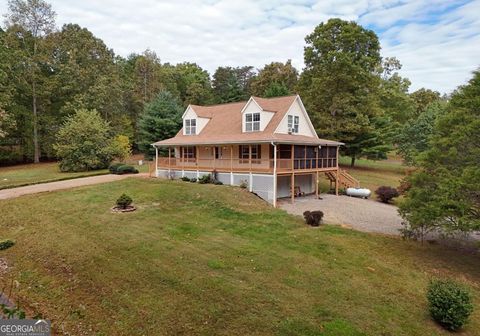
[245,113,260,132]
[185,119,196,135]
[287,115,299,134]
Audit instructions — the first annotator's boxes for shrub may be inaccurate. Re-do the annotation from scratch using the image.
[427,279,474,331]
[108,162,124,174]
[198,174,212,184]
[54,109,117,172]
[116,194,133,209]
[303,211,324,226]
[111,135,132,162]
[181,176,190,182]
[115,165,139,175]
[213,180,223,185]
[375,186,399,203]
[0,239,15,251]
[189,178,197,183]
[239,180,248,189]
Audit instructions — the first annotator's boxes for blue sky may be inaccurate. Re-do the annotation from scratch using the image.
[2,0,479,93]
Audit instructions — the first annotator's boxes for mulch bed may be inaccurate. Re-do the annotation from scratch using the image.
[111,205,137,213]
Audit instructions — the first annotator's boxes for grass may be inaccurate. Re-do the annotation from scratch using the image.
[0,160,149,190]
[317,154,411,204]
[0,178,479,335]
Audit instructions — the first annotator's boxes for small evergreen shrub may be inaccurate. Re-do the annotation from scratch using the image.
[0,239,15,251]
[189,178,197,183]
[198,174,213,184]
[303,211,324,226]
[108,162,124,174]
[375,186,399,203]
[116,194,133,209]
[181,176,191,182]
[115,165,139,175]
[213,180,223,185]
[427,279,474,331]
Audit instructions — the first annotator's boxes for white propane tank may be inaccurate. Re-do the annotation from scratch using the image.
[346,187,371,199]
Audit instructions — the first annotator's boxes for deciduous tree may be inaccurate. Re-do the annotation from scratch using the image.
[251,60,297,97]
[298,18,383,166]
[4,0,56,163]
[399,70,480,238]
[54,109,116,172]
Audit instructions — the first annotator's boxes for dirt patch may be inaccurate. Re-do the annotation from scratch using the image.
[0,257,8,275]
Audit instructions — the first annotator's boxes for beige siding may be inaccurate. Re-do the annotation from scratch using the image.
[275,97,316,137]
[173,144,271,171]
[241,99,275,132]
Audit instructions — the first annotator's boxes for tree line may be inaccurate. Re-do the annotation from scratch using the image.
[0,0,448,168]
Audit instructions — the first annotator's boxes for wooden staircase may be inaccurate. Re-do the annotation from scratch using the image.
[325,169,360,192]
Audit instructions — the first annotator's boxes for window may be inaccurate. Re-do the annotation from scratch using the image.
[185,119,196,135]
[287,115,299,133]
[181,146,196,160]
[239,145,261,164]
[245,113,260,132]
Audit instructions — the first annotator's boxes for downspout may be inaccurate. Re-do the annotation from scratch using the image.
[271,142,277,207]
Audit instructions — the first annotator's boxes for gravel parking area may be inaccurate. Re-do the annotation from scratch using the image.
[279,194,403,235]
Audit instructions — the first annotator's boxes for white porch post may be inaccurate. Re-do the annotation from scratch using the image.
[248,144,253,192]
[155,146,159,177]
[230,145,234,185]
[273,143,277,207]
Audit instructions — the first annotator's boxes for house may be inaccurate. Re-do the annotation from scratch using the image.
[152,95,358,207]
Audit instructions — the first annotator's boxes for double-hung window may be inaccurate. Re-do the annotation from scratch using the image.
[245,113,260,132]
[181,146,196,161]
[287,115,299,133]
[239,145,261,164]
[185,119,196,135]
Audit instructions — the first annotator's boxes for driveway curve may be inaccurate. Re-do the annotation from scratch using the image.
[279,194,403,235]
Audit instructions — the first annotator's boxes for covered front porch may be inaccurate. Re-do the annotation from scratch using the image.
[154,143,339,174]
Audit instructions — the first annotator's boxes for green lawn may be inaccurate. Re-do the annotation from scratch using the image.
[0,178,479,335]
[326,155,411,203]
[0,161,149,190]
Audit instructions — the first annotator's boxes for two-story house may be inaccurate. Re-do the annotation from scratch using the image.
[152,95,358,207]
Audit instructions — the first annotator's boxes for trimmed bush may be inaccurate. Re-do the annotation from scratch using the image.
[0,239,15,251]
[303,211,324,226]
[116,194,133,209]
[116,165,139,175]
[108,162,124,174]
[181,176,190,182]
[213,180,223,185]
[375,186,399,203]
[427,279,474,331]
[189,178,197,183]
[198,174,212,184]
[239,180,248,189]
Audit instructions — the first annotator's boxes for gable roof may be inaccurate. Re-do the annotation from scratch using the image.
[153,95,343,146]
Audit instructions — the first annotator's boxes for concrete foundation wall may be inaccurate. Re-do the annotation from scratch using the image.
[156,169,274,203]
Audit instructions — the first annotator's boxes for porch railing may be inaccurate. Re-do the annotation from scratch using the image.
[157,157,337,173]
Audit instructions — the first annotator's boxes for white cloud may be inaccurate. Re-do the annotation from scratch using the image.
[1,0,478,93]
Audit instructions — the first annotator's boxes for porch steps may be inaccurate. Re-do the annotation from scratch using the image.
[324,169,360,190]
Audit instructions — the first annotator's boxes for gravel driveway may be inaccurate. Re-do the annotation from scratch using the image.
[0,174,148,200]
[279,194,403,235]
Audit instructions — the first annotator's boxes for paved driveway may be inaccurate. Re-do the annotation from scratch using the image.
[279,194,403,235]
[0,174,149,200]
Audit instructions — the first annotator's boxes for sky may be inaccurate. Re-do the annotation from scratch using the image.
[1,0,479,94]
